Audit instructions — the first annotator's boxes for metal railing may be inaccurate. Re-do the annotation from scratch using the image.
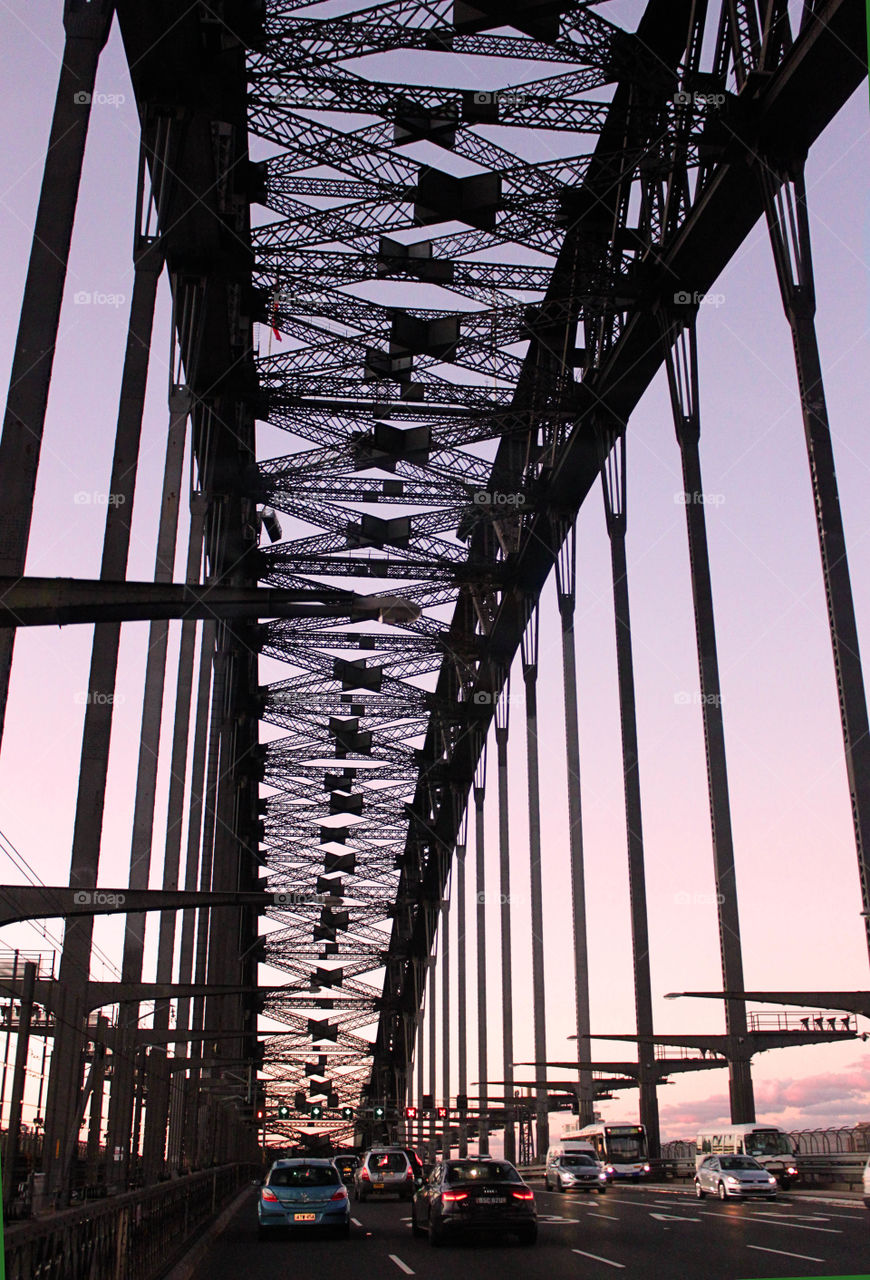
[3,1162,259,1280]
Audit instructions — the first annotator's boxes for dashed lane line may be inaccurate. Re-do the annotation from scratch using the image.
[351,1218,363,1227]
[572,1248,626,1269]
[587,1213,620,1221]
[746,1245,826,1263]
[388,1255,415,1275]
[746,1216,841,1234]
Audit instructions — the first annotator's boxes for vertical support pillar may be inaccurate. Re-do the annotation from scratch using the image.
[599,430,660,1156]
[662,313,754,1122]
[521,613,549,1156]
[2,962,35,1209]
[456,824,468,1157]
[106,395,188,1185]
[555,526,594,1123]
[474,751,489,1154]
[441,892,450,1157]
[86,1016,108,1187]
[427,952,436,1161]
[761,164,870,961]
[495,684,515,1163]
[43,239,162,1197]
[0,0,115,743]
[416,998,425,1151]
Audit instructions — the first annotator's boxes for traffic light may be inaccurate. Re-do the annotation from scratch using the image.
[404,1106,418,1120]
[328,1092,340,1109]
[256,1106,265,1122]
[277,1104,291,1120]
[341,1107,355,1121]
[373,1104,385,1120]
[456,1094,468,1111]
[310,1103,323,1120]
[422,1093,433,1110]
[436,1106,448,1120]
[294,1091,307,1112]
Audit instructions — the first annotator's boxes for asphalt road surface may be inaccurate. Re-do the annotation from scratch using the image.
[193,1182,869,1280]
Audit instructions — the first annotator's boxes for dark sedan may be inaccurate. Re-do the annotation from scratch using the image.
[412,1158,536,1246]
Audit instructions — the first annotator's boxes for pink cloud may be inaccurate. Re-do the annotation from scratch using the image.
[660,1058,870,1140]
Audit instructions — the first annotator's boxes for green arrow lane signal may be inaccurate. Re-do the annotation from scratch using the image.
[277,1104,290,1119]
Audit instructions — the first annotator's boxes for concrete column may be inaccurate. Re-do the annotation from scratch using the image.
[474,755,489,1154]
[495,687,515,1163]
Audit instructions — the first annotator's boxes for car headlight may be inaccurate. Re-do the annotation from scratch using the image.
[724,1176,740,1186]
[767,1176,777,1185]
[598,1174,607,1181]
[605,1165,614,1174]
[642,1164,650,1172]
[786,1167,797,1176]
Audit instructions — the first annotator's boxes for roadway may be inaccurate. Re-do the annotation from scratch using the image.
[192,1181,870,1279]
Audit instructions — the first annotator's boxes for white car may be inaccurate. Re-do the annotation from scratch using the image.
[862,1156,869,1211]
[695,1155,778,1200]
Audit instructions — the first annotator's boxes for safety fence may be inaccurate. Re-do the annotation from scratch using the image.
[3,1162,259,1280]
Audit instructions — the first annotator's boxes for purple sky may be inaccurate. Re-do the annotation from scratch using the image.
[0,2,868,1142]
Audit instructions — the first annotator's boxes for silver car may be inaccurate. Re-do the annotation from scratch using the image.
[695,1155,778,1200]
[862,1156,869,1211]
[546,1153,608,1194]
[354,1147,415,1201]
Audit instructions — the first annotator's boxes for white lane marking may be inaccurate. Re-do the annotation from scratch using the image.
[587,1212,620,1221]
[572,1248,626,1269]
[389,1256,415,1275]
[351,1217,362,1227]
[746,1245,825,1263]
[746,1216,841,1234]
[649,1212,701,1222]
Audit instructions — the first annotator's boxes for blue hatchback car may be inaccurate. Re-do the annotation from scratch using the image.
[257,1158,350,1239]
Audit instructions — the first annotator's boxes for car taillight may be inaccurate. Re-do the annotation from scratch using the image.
[360,1168,370,1180]
[261,1189,279,1202]
[512,1190,534,1201]
[330,1188,347,1201]
[406,1168,414,1179]
[442,1191,468,1202]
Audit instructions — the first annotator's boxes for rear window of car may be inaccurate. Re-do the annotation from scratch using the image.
[446,1162,522,1183]
[369,1152,407,1173]
[269,1165,340,1187]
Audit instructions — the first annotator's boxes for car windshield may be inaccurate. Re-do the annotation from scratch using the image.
[720,1156,762,1171]
[562,1156,596,1167]
[269,1165,340,1187]
[370,1153,407,1173]
[446,1161,522,1183]
[744,1131,793,1157]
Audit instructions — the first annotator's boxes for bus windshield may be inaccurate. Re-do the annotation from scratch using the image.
[744,1131,793,1157]
[605,1131,647,1162]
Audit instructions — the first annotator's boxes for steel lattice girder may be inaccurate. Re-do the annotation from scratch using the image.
[246,0,866,1112]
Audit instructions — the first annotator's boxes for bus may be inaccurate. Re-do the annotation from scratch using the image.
[695,1124,799,1186]
[562,1123,650,1179]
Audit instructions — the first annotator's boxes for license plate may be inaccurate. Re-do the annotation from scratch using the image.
[293,1213,316,1221]
[374,1182,385,1190]
[478,1196,506,1204]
